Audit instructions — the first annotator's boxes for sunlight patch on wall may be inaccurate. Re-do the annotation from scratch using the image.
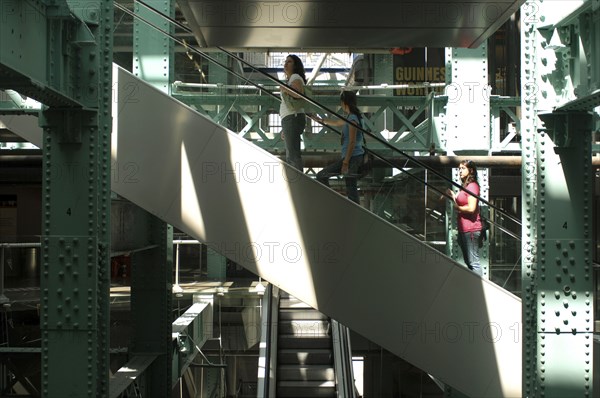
[224,133,319,307]
[180,141,207,241]
[482,283,522,398]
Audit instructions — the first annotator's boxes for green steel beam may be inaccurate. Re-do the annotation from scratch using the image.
[171,295,214,387]
[109,354,157,398]
[173,92,461,154]
[174,86,522,155]
[0,0,100,107]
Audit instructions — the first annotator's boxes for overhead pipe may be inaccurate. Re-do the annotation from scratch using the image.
[3,154,600,168]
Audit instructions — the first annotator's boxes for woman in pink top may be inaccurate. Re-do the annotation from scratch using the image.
[446,160,483,276]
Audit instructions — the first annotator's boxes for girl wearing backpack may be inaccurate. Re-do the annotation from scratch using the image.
[312,91,365,204]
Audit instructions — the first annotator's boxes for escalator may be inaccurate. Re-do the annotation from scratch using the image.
[257,285,356,398]
[276,291,337,398]
[4,63,522,398]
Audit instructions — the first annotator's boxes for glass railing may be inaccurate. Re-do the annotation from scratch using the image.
[112,1,523,295]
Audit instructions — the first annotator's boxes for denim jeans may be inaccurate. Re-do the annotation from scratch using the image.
[316,154,363,204]
[458,231,482,276]
[282,113,306,171]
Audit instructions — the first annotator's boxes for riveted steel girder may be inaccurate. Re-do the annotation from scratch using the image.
[521,1,595,396]
[0,0,102,108]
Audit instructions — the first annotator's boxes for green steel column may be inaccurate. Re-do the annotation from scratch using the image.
[373,54,394,132]
[130,222,173,395]
[478,168,490,279]
[372,54,394,182]
[133,0,175,93]
[521,1,595,396]
[535,112,594,397]
[521,3,543,395]
[207,52,235,135]
[202,51,229,280]
[39,1,113,397]
[444,44,490,155]
[208,52,230,87]
[207,247,227,281]
[130,1,175,395]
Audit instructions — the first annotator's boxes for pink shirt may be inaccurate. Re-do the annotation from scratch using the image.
[456,182,482,233]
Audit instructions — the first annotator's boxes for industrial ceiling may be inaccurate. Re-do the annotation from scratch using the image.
[177,0,525,50]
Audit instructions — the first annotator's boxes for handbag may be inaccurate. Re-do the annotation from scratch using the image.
[282,85,314,113]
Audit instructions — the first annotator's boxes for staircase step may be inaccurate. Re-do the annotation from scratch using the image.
[278,320,331,336]
[279,308,328,321]
[279,297,313,309]
[276,381,337,398]
[278,349,333,365]
[277,365,335,381]
[278,335,332,350]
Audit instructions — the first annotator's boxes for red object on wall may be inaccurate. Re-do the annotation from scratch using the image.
[390,47,413,55]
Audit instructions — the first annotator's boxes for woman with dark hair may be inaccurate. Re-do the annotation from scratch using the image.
[312,90,365,204]
[279,54,307,171]
[446,160,483,276]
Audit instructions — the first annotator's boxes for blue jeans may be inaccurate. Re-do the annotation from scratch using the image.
[458,231,482,276]
[282,113,306,171]
[316,154,363,204]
